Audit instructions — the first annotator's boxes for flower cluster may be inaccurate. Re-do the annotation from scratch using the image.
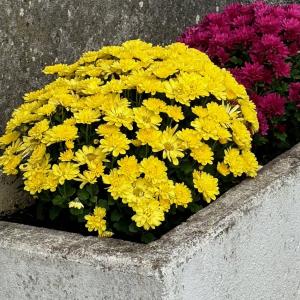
[179,1,300,160]
[0,40,259,242]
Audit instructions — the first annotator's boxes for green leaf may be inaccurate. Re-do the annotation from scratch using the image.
[111,210,122,222]
[274,131,288,143]
[189,202,203,213]
[64,183,76,198]
[77,189,90,201]
[180,161,194,175]
[49,206,61,221]
[113,219,129,234]
[52,195,66,207]
[36,202,46,221]
[97,199,108,209]
[229,56,243,66]
[90,196,98,204]
[86,184,99,196]
[69,208,84,216]
[141,233,155,244]
[128,223,139,233]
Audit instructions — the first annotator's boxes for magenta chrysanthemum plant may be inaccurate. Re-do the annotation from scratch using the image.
[179,1,300,162]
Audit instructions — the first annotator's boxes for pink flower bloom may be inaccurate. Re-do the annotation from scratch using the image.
[179,1,300,139]
[257,111,269,135]
[288,83,300,104]
[256,93,286,117]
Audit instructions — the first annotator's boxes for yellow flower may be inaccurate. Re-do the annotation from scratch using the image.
[59,149,74,162]
[223,148,245,177]
[193,170,219,203]
[42,123,78,146]
[231,120,252,150]
[140,156,168,183]
[73,108,101,124]
[217,162,230,176]
[75,170,99,189]
[69,200,84,209]
[52,162,80,185]
[242,150,259,177]
[0,131,20,147]
[117,155,141,180]
[74,145,106,165]
[133,106,162,129]
[99,132,130,157]
[96,124,120,137]
[28,119,50,140]
[0,153,22,175]
[151,126,184,165]
[85,207,108,236]
[239,101,259,132]
[28,144,47,165]
[103,99,134,130]
[142,98,167,112]
[190,143,213,166]
[173,183,192,208]
[177,129,202,149]
[162,105,184,122]
[131,199,165,230]
[136,128,161,147]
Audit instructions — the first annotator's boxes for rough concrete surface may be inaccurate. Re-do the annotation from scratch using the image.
[0,172,32,216]
[0,0,218,133]
[0,143,299,299]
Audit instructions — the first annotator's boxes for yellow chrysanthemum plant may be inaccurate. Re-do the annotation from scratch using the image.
[0,40,259,243]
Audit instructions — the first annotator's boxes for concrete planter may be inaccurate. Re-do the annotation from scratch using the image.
[0,143,299,299]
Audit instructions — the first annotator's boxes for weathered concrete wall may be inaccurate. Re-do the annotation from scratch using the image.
[0,173,32,216]
[0,143,299,299]
[0,0,218,133]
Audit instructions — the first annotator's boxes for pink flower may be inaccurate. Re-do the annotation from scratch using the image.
[258,111,269,135]
[288,83,300,104]
[179,1,300,139]
[256,93,286,117]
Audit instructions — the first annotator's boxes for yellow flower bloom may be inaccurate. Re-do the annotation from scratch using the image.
[131,199,165,230]
[140,156,168,183]
[173,183,193,208]
[74,145,106,165]
[42,123,78,146]
[117,155,141,180]
[242,150,259,177]
[151,126,184,165]
[85,207,108,236]
[217,162,230,176]
[190,143,213,166]
[103,99,134,130]
[52,162,80,185]
[231,120,252,150]
[99,132,130,157]
[133,106,162,129]
[136,128,162,147]
[0,131,20,147]
[177,129,202,149]
[69,200,84,209]
[142,98,167,112]
[59,149,74,162]
[223,148,245,177]
[193,170,219,203]
[73,108,101,124]
[162,105,184,122]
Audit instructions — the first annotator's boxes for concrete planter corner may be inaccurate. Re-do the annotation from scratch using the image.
[0,144,299,299]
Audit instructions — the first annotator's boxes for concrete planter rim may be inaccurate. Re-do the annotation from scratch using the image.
[0,143,299,273]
